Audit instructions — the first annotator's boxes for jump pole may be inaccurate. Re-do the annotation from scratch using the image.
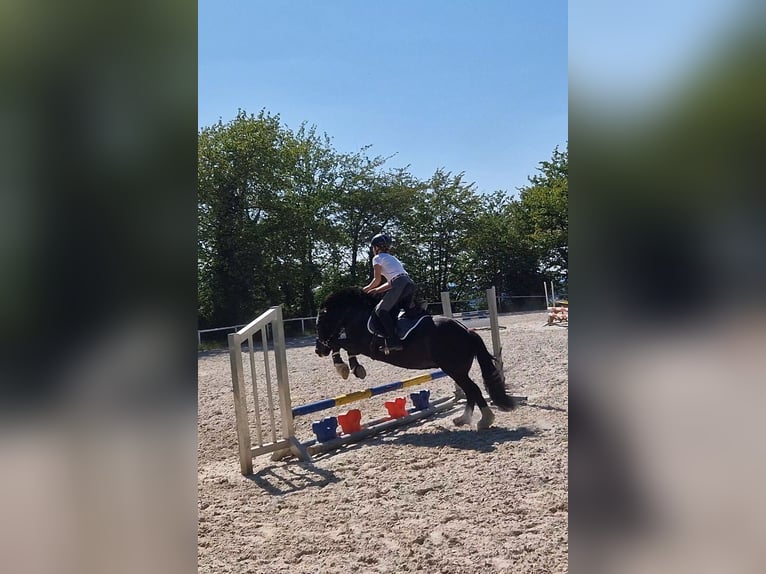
[272,370,458,460]
[291,370,450,417]
[303,395,456,457]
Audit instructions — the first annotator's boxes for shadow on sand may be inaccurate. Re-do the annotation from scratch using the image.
[247,423,539,495]
[523,403,568,413]
[309,421,540,461]
[246,462,341,495]
[386,425,540,453]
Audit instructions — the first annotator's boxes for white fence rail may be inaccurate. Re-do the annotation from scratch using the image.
[201,292,557,345]
[199,316,317,345]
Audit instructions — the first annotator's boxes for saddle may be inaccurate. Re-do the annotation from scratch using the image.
[366,307,431,341]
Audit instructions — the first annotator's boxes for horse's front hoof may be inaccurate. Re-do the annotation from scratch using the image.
[352,365,367,379]
[335,363,350,380]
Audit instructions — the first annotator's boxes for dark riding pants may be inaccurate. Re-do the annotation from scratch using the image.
[375,275,415,339]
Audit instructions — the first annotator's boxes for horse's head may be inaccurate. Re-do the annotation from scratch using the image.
[314,306,338,357]
[314,287,374,356]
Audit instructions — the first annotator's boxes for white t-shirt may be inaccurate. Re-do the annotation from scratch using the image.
[373,252,406,281]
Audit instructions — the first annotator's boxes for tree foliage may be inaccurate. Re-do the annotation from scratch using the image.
[516,146,569,277]
[397,170,481,301]
[198,111,567,326]
[198,110,291,326]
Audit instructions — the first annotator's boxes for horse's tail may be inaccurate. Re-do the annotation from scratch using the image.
[470,330,515,411]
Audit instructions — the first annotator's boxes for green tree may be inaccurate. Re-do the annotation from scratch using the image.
[198,110,292,327]
[277,123,342,316]
[327,153,421,285]
[198,107,568,328]
[464,191,542,298]
[516,145,568,285]
[398,169,481,301]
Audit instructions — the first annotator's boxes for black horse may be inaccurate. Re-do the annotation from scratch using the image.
[315,287,515,429]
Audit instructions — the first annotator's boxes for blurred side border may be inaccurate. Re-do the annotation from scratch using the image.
[0,2,198,573]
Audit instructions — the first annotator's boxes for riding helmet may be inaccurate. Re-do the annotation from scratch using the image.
[370,233,392,249]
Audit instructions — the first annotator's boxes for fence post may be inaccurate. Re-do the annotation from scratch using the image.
[486,286,504,374]
[440,291,453,317]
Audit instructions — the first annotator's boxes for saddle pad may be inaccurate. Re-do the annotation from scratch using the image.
[367,313,430,340]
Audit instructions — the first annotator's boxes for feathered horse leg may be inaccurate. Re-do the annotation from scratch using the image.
[347,354,366,379]
[331,350,350,379]
[331,349,367,380]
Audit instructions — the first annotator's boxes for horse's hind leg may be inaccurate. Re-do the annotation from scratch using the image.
[449,374,489,428]
[454,405,495,429]
[453,402,474,426]
[451,382,495,429]
[477,405,495,430]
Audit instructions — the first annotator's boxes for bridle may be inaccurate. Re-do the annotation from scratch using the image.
[316,308,346,349]
[317,333,340,349]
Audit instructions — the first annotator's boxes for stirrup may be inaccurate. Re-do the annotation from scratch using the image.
[379,338,403,354]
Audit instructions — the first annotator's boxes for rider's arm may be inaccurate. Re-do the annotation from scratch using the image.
[362,264,384,293]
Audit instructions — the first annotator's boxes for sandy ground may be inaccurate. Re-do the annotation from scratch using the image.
[198,312,568,573]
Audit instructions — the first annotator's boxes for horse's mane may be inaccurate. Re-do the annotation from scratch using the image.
[321,286,377,311]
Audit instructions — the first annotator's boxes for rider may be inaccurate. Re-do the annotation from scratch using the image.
[362,233,415,352]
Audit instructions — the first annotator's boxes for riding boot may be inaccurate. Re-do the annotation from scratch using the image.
[376,308,403,352]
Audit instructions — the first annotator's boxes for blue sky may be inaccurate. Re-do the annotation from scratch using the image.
[199,1,567,195]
